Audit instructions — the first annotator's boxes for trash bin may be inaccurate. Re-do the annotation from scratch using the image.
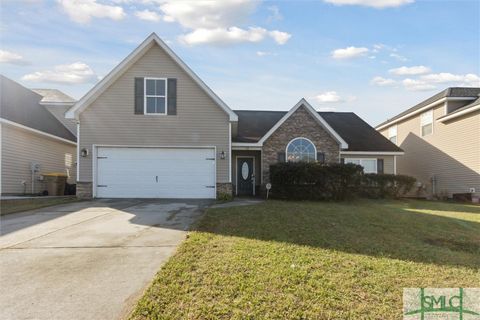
[42,173,68,196]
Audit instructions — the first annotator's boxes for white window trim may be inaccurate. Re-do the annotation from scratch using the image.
[144,77,168,115]
[345,158,378,174]
[420,109,433,137]
[285,137,317,162]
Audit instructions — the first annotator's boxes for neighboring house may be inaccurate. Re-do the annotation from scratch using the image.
[66,33,402,199]
[0,75,77,195]
[376,88,480,199]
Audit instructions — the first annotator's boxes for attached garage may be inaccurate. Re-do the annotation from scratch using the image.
[94,147,216,199]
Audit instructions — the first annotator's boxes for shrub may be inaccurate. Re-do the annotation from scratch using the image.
[361,174,416,199]
[269,162,415,201]
[269,162,363,201]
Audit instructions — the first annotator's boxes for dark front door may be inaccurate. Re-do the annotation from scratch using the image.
[237,157,254,196]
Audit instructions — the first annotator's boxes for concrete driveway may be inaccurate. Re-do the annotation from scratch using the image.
[0,199,210,320]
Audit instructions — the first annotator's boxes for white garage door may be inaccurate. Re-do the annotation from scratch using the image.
[96,147,216,199]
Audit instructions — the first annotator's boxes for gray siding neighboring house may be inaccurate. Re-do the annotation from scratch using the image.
[1,75,77,195]
[377,88,480,199]
[66,33,403,199]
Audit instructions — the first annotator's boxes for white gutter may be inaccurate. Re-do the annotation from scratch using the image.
[0,118,76,146]
[437,105,480,122]
[340,151,404,156]
[376,97,475,131]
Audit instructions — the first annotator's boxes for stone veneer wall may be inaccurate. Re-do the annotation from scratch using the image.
[262,105,340,183]
[216,182,233,198]
[76,181,93,199]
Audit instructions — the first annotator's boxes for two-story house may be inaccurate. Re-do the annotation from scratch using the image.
[66,33,403,199]
[377,88,480,200]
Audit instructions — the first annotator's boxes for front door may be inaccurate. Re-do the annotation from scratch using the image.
[237,157,254,196]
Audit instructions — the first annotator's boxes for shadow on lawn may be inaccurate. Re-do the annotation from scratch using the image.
[196,200,480,269]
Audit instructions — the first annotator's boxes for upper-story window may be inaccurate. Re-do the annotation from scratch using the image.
[388,125,397,144]
[145,78,167,115]
[286,137,317,162]
[420,109,433,136]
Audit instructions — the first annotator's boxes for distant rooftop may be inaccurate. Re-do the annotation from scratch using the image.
[376,87,480,128]
[32,89,76,104]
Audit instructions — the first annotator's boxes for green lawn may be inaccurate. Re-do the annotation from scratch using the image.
[130,199,480,320]
[0,197,79,215]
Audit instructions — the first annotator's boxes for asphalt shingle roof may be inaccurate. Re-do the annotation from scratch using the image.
[375,87,480,128]
[233,110,402,152]
[0,75,76,142]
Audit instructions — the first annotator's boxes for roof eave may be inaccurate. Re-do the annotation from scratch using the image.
[65,33,237,122]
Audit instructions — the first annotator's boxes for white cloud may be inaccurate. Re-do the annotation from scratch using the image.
[420,73,480,86]
[371,76,396,86]
[324,0,414,8]
[402,78,435,91]
[389,65,431,76]
[0,50,29,65]
[256,51,274,57]
[160,0,258,29]
[57,0,126,24]
[313,91,344,103]
[135,9,161,22]
[331,46,369,59]
[180,27,290,46]
[389,53,407,62]
[159,0,291,46]
[22,62,98,85]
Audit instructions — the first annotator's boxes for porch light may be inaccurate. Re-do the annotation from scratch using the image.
[220,150,226,160]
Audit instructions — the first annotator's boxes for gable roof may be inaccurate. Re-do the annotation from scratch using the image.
[233,108,402,153]
[66,33,237,121]
[253,99,348,149]
[32,89,76,105]
[437,96,480,122]
[0,75,76,142]
[376,87,480,130]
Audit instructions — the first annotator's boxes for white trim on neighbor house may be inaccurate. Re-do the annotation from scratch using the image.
[394,155,397,175]
[91,144,217,198]
[232,142,262,149]
[258,98,348,149]
[235,155,256,196]
[144,77,168,115]
[0,118,77,146]
[437,104,480,122]
[65,33,238,122]
[340,151,404,155]
[376,97,475,130]
[229,123,232,183]
[344,158,378,174]
[39,101,75,107]
[285,137,317,162]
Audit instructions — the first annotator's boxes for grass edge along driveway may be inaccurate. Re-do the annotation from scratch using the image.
[130,199,480,320]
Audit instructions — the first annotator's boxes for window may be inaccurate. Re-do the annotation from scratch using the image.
[388,125,397,144]
[286,137,316,162]
[145,78,167,114]
[420,110,433,136]
[345,158,377,173]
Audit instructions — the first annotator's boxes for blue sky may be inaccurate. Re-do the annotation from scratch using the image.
[1,0,479,125]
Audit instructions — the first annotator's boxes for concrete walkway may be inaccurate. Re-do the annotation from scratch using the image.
[0,199,210,320]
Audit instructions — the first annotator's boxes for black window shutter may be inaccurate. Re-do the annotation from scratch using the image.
[277,152,286,162]
[340,158,345,164]
[134,77,144,114]
[377,159,384,174]
[317,152,325,163]
[167,78,177,115]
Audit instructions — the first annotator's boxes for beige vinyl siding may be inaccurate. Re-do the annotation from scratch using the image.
[379,103,480,197]
[1,123,76,194]
[44,105,77,134]
[341,155,395,174]
[79,43,230,183]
